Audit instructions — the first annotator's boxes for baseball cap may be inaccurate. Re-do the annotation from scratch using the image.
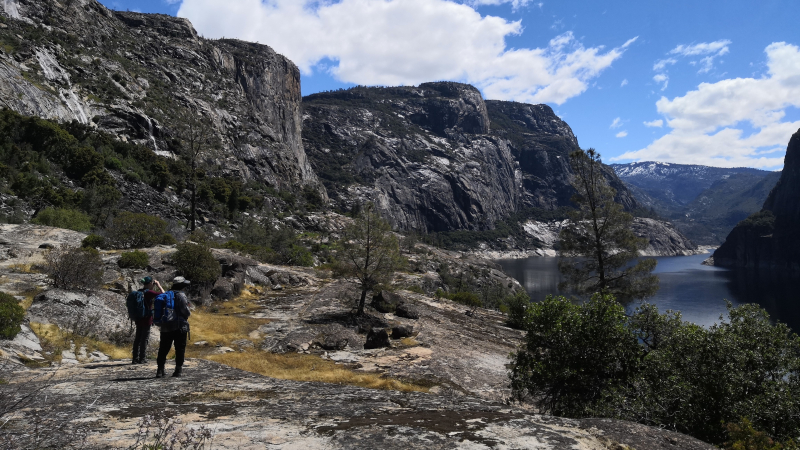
[140,276,153,284]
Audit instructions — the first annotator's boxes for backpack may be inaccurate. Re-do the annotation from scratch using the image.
[153,291,177,326]
[126,290,147,320]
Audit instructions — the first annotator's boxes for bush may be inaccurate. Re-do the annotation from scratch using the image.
[118,250,149,269]
[0,292,24,340]
[31,207,92,232]
[160,233,176,245]
[43,245,103,290]
[171,242,220,285]
[105,211,167,249]
[503,290,530,329]
[81,234,106,249]
[510,295,800,445]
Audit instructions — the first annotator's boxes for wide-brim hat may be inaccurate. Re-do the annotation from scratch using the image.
[172,276,191,287]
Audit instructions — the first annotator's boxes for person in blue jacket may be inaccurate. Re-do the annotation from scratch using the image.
[155,276,191,378]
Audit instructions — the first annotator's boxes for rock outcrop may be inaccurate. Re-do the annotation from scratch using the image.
[303,84,638,233]
[714,128,800,271]
[0,360,717,449]
[0,0,321,193]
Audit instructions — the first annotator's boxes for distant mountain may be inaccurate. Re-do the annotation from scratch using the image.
[611,162,780,245]
[714,128,800,271]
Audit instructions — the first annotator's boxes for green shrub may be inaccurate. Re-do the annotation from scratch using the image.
[43,245,103,290]
[0,292,24,340]
[450,291,482,308]
[105,211,167,249]
[160,233,176,246]
[510,295,800,445]
[171,242,220,285]
[118,250,149,269]
[81,234,106,249]
[31,207,92,232]
[503,290,530,329]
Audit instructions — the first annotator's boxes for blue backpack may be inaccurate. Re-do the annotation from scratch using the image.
[153,291,177,326]
[125,290,147,320]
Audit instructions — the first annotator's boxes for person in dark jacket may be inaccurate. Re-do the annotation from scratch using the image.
[132,276,164,364]
[156,276,192,378]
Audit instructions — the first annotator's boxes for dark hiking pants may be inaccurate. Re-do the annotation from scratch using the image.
[132,323,151,362]
[156,330,187,368]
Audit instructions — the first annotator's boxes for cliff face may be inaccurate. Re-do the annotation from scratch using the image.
[303,84,638,233]
[714,128,800,271]
[0,0,320,192]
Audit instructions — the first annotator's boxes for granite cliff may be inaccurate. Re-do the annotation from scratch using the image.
[713,128,800,271]
[0,0,320,192]
[303,84,639,234]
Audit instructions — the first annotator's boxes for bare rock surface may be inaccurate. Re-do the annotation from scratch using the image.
[0,359,716,449]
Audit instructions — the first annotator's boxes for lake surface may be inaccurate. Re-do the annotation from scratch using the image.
[496,253,800,332]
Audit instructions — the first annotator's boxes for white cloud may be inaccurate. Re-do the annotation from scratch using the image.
[653,58,677,71]
[653,73,668,90]
[613,42,800,169]
[177,0,635,105]
[657,40,730,76]
[669,40,731,57]
[620,78,628,87]
[643,119,663,128]
[610,117,622,128]
[467,0,532,9]
[616,131,628,138]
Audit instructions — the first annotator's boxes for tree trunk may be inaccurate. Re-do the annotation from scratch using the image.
[357,288,368,315]
[190,178,197,232]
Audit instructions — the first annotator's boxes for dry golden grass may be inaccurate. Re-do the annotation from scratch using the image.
[8,263,36,274]
[207,350,429,393]
[399,337,420,347]
[30,322,130,362]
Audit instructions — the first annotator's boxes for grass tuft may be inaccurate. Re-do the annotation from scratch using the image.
[207,350,429,393]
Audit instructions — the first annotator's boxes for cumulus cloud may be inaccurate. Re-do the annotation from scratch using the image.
[616,131,628,138]
[614,42,800,169]
[610,117,622,128]
[177,0,634,105]
[643,119,663,128]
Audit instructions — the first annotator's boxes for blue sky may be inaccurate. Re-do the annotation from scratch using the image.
[99,0,800,169]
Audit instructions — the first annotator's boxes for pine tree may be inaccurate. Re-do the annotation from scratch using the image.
[334,205,404,315]
[558,149,658,302]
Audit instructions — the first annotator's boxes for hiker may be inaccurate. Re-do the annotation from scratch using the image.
[155,276,192,378]
[130,276,164,364]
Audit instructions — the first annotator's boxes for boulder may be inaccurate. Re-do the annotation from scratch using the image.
[314,324,353,351]
[395,303,420,320]
[364,328,390,349]
[371,290,403,313]
[391,325,414,339]
[27,289,129,341]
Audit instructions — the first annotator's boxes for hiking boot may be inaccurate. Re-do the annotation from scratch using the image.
[171,366,182,378]
[155,366,165,378]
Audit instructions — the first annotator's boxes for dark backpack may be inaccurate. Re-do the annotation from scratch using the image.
[125,290,147,320]
[153,290,177,326]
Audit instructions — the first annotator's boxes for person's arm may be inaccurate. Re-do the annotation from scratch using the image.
[153,280,165,293]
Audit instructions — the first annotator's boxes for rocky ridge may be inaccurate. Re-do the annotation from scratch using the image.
[612,162,779,244]
[303,84,638,234]
[714,128,800,271]
[0,0,320,192]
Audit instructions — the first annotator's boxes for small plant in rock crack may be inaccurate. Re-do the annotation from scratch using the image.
[124,414,214,450]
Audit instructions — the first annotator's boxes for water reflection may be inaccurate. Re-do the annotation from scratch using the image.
[496,253,800,332]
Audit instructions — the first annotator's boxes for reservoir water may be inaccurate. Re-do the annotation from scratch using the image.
[496,253,800,332]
